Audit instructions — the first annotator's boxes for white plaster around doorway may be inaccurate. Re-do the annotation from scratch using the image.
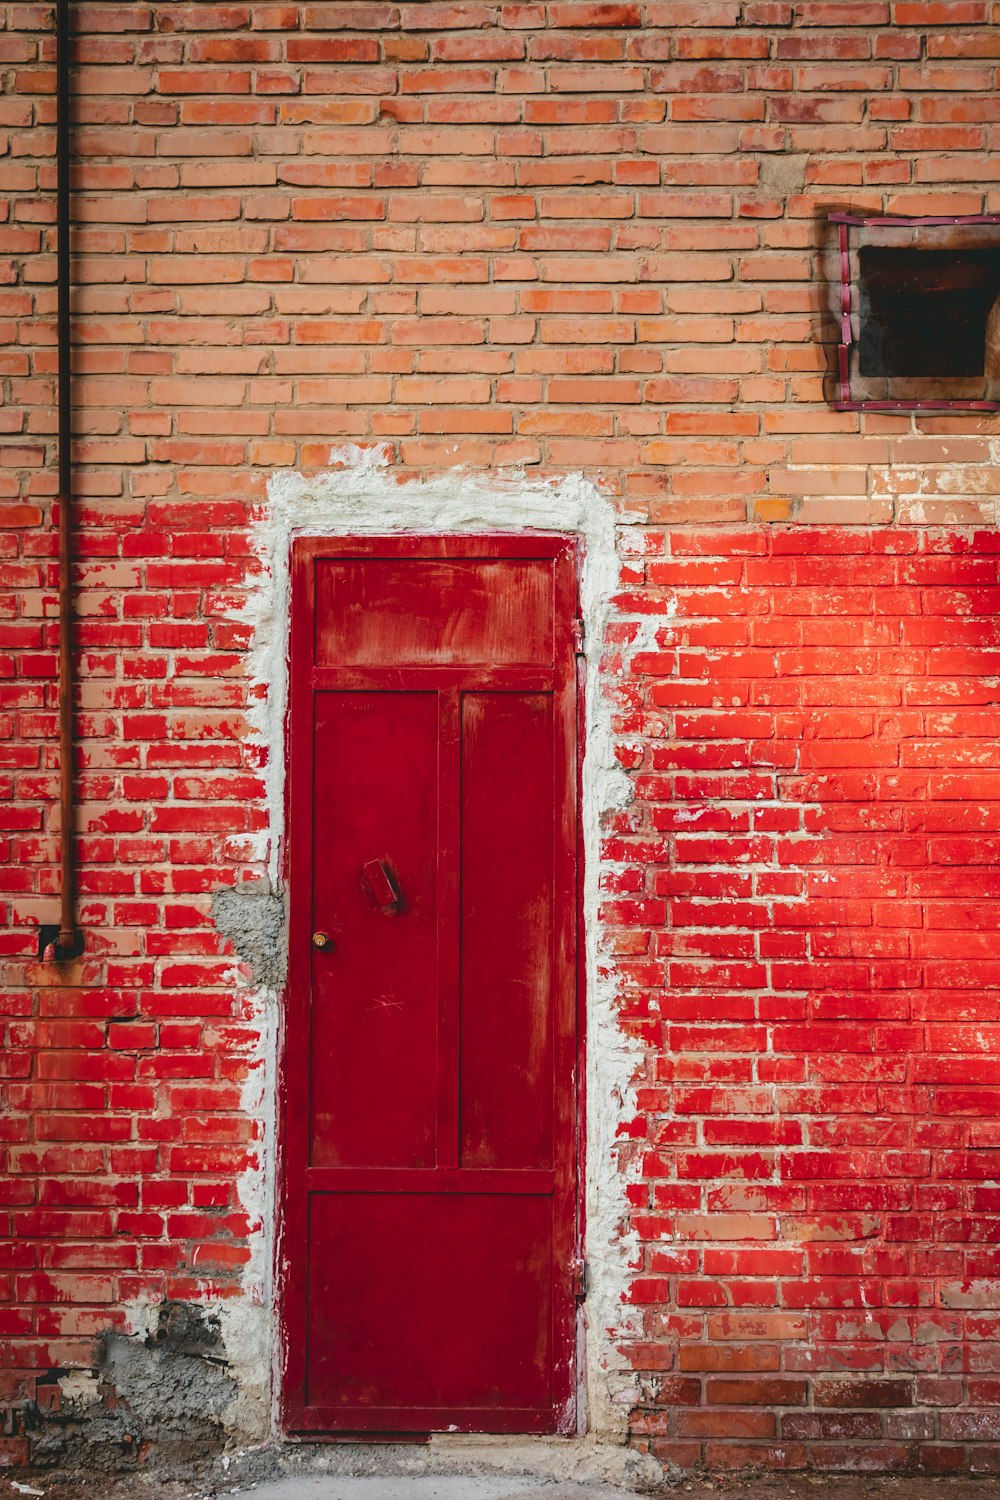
[235,447,649,1457]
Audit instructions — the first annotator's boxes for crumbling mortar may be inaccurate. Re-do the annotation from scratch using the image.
[211,876,287,994]
[23,1303,240,1475]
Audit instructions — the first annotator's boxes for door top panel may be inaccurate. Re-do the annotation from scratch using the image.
[314,557,554,669]
[295,534,573,560]
[296,533,576,672]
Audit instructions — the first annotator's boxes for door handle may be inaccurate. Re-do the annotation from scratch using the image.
[362,858,401,914]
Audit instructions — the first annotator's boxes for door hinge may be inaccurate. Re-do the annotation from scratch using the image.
[572,618,586,656]
[571,1257,588,1300]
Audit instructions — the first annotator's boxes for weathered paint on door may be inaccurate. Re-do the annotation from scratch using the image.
[282,535,582,1437]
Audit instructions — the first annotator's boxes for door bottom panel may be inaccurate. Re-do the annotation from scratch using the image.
[303,1192,558,1427]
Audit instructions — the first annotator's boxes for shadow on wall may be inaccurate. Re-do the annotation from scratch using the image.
[819,211,1000,408]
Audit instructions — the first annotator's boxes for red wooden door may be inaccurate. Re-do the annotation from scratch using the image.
[282,535,581,1437]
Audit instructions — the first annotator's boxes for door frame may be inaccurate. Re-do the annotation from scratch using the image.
[278,532,587,1438]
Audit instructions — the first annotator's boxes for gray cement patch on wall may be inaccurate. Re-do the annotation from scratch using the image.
[211,877,287,992]
[32,1305,238,1476]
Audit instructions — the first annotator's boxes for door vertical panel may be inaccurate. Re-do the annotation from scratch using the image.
[435,688,462,1171]
[460,692,554,1170]
[310,691,439,1170]
[282,536,581,1437]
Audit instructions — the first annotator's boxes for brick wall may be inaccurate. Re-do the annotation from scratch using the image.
[619,526,1000,1471]
[3,0,1000,1474]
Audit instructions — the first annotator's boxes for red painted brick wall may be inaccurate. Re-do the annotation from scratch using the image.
[618,527,1000,1472]
[3,0,1000,1473]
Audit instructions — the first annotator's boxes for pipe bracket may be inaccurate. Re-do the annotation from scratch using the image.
[38,924,85,962]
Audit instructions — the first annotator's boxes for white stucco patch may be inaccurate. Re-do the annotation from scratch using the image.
[219,986,277,1440]
[233,449,648,1446]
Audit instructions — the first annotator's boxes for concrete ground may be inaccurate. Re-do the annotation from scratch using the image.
[239,1479,1000,1500]
[7,1471,1000,1500]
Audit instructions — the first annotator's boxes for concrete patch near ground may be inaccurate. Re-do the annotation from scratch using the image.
[22,1305,238,1476]
[232,1481,648,1500]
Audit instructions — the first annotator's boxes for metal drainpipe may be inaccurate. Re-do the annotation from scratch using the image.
[41,0,83,961]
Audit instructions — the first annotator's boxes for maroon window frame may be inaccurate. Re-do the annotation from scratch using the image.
[829,211,1000,413]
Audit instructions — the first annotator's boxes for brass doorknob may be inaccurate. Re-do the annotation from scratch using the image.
[312,931,333,951]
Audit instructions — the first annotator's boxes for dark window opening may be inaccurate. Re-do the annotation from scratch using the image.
[858,246,1000,379]
[828,212,1000,411]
